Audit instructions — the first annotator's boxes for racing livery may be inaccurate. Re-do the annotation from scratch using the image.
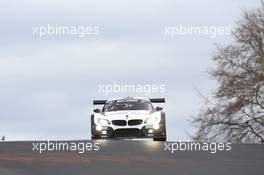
[91,97,166,141]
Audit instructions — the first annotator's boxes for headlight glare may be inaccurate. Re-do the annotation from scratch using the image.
[97,118,110,125]
[144,116,161,124]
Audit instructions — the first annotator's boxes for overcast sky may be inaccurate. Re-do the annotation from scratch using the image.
[0,0,261,141]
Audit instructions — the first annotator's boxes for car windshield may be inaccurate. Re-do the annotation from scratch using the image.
[102,100,153,112]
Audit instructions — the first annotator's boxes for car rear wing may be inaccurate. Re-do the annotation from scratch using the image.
[149,98,165,103]
[93,100,107,105]
[93,98,165,105]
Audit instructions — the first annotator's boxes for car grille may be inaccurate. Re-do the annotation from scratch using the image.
[113,129,141,138]
[112,120,126,126]
[128,119,143,126]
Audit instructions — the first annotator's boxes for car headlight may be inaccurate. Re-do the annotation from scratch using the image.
[97,118,110,125]
[144,116,161,124]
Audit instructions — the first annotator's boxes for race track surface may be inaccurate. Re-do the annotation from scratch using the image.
[0,140,263,175]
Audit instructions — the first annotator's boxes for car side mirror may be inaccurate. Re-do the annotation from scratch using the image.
[155,107,163,111]
[94,108,101,113]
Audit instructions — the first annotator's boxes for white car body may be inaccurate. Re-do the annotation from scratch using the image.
[94,110,162,130]
[91,97,166,141]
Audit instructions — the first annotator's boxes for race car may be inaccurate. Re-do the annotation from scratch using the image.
[91,97,166,141]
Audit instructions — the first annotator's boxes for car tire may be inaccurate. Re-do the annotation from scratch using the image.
[91,114,100,140]
[153,112,167,142]
[92,135,100,140]
[153,137,166,141]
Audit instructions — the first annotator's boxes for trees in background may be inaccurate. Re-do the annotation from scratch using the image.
[192,3,264,143]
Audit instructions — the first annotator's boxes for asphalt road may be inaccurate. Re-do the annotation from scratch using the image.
[0,140,263,175]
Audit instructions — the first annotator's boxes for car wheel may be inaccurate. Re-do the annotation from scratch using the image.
[92,135,100,140]
[91,114,99,140]
[153,112,167,141]
[153,137,166,141]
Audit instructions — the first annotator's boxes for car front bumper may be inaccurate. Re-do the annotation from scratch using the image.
[92,123,166,139]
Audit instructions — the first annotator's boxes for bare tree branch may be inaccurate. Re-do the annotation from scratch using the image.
[191,3,264,143]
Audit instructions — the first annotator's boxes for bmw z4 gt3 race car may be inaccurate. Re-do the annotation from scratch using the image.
[91,97,166,141]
